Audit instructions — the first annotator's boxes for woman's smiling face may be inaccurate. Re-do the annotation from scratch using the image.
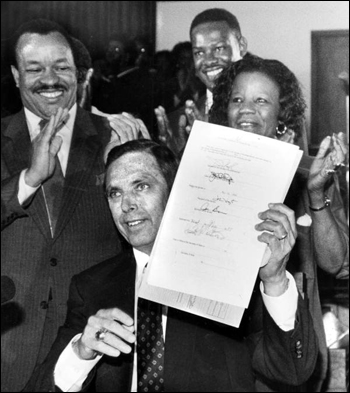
[228,71,280,138]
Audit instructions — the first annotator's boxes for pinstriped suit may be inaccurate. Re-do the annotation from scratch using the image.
[1,107,122,392]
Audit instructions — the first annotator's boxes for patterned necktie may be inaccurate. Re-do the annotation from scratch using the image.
[137,297,165,392]
[40,120,64,236]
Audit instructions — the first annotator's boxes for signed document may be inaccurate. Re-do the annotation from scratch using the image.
[140,121,302,323]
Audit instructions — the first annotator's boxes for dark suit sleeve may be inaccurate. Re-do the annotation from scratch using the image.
[23,275,97,392]
[1,167,30,230]
[250,292,318,387]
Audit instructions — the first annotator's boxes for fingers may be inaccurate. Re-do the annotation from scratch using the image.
[256,203,297,244]
[185,101,196,127]
[331,133,348,163]
[155,106,172,141]
[268,203,297,238]
[135,118,151,140]
[96,307,134,329]
[257,232,289,255]
[40,107,69,142]
[257,204,297,286]
[121,113,151,139]
[313,133,348,180]
[81,308,136,358]
[108,113,140,144]
[178,114,188,137]
[185,100,202,127]
[103,113,150,163]
[154,105,166,118]
[85,68,94,84]
[317,133,347,165]
[278,129,295,144]
[316,135,332,160]
[333,132,348,154]
[49,135,63,156]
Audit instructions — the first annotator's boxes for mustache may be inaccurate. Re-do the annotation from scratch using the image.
[34,83,67,92]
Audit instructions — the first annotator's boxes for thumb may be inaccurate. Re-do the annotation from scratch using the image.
[316,136,332,160]
[178,114,187,138]
[50,135,63,157]
[278,129,295,144]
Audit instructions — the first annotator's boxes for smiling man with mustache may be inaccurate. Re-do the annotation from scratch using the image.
[1,19,125,392]
[11,31,78,120]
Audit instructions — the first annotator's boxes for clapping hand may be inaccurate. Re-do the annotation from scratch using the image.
[155,105,188,156]
[104,112,151,163]
[154,105,172,146]
[308,132,348,196]
[184,99,207,130]
[25,107,68,187]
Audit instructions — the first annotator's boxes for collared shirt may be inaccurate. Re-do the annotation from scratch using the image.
[17,104,77,205]
[205,89,213,115]
[54,248,298,392]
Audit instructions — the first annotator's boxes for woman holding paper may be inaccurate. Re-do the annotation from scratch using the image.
[210,55,349,391]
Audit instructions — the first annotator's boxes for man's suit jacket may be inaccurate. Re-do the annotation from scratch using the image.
[25,248,318,392]
[1,108,123,392]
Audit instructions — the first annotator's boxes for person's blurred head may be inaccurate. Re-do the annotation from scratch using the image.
[154,50,173,77]
[210,56,306,140]
[133,37,153,68]
[10,19,78,119]
[73,37,93,110]
[190,8,247,91]
[105,34,126,66]
[172,41,193,72]
[105,139,178,255]
[71,37,92,79]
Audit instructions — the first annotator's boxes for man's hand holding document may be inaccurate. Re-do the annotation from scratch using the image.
[139,120,303,327]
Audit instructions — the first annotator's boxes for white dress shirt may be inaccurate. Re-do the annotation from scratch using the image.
[54,249,298,392]
[17,104,77,205]
[205,89,213,115]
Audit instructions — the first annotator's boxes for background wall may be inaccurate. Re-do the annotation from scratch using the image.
[156,1,349,133]
[1,1,156,60]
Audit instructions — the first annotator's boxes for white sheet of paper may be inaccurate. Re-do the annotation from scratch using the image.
[146,121,303,308]
[140,265,245,327]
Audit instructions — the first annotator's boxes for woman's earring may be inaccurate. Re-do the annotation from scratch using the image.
[276,122,287,136]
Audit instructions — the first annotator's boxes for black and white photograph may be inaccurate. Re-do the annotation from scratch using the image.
[1,1,349,392]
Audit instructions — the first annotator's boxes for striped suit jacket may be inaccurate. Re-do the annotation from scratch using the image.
[1,107,122,392]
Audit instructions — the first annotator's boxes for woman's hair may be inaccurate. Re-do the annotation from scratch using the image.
[105,139,179,193]
[209,55,306,138]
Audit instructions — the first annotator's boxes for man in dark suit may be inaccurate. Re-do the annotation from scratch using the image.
[0,19,129,392]
[25,139,317,392]
[156,8,247,155]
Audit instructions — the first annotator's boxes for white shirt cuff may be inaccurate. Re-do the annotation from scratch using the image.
[260,271,298,331]
[54,334,102,392]
[18,169,40,205]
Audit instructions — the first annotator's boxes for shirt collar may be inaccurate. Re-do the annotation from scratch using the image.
[205,89,213,114]
[133,248,149,280]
